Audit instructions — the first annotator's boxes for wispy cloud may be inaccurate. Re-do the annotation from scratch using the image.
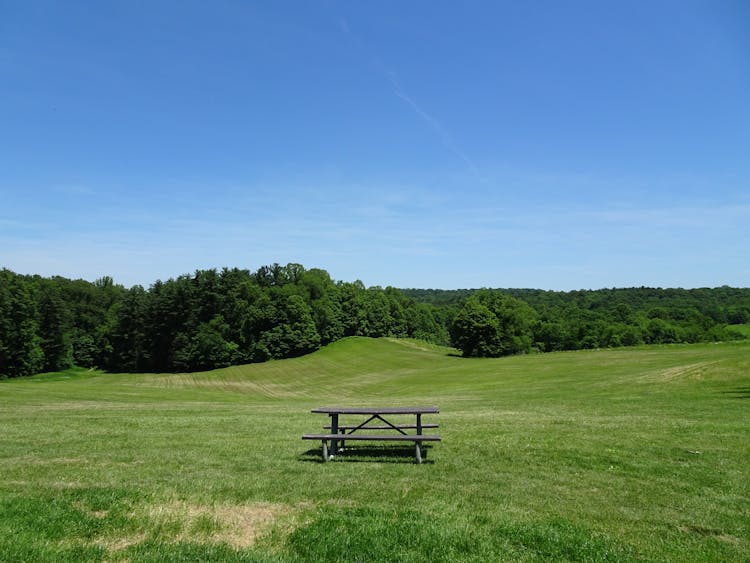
[52,184,96,196]
[336,15,480,178]
[337,17,350,35]
[385,70,480,178]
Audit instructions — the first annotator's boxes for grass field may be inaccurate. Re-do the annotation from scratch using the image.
[730,323,750,338]
[1,337,748,562]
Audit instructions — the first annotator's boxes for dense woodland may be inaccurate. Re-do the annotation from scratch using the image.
[0,265,449,378]
[1,264,748,377]
[404,286,750,355]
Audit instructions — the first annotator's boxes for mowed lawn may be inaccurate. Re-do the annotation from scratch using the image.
[1,337,748,562]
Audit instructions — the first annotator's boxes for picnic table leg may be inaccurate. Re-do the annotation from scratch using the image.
[330,413,339,457]
[416,413,426,459]
[415,441,422,464]
[322,440,329,462]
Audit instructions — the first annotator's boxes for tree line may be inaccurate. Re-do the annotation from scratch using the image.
[1,265,748,377]
[0,265,448,377]
[405,286,750,356]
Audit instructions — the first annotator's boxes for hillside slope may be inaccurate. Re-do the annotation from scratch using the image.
[9,336,749,407]
[1,338,748,561]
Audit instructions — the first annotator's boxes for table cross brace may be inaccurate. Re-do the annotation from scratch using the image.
[344,414,408,435]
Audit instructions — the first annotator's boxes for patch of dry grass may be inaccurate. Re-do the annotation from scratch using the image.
[145,500,295,549]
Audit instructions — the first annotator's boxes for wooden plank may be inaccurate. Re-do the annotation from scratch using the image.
[302,434,441,442]
[311,406,439,415]
[323,424,439,430]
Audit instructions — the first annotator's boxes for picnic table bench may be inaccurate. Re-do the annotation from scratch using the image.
[302,406,440,463]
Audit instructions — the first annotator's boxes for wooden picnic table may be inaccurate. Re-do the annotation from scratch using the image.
[302,406,440,463]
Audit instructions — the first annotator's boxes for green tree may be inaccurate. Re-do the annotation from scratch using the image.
[449,298,500,357]
[533,320,566,352]
[174,315,239,371]
[644,318,679,344]
[37,282,73,371]
[0,270,44,377]
[300,268,344,344]
[260,294,320,358]
[338,280,367,337]
[105,286,150,372]
[450,290,535,357]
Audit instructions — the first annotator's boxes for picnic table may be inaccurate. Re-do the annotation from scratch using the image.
[302,406,441,463]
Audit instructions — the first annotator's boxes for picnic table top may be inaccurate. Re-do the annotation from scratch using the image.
[311,406,439,415]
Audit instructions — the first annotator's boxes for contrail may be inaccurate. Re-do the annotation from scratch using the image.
[386,70,480,178]
[337,16,481,179]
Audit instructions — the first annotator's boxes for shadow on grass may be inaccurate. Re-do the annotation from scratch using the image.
[299,445,436,464]
[722,387,750,399]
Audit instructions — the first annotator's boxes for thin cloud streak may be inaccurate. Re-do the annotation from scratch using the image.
[335,14,480,178]
[385,70,481,178]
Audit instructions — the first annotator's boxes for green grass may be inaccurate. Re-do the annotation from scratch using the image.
[729,323,750,338]
[1,337,748,561]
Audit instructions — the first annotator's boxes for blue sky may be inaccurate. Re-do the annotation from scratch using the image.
[1,1,748,290]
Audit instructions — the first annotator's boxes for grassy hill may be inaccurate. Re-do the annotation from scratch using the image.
[1,338,748,561]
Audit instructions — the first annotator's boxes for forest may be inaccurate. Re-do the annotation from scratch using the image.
[404,286,750,355]
[1,264,748,378]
